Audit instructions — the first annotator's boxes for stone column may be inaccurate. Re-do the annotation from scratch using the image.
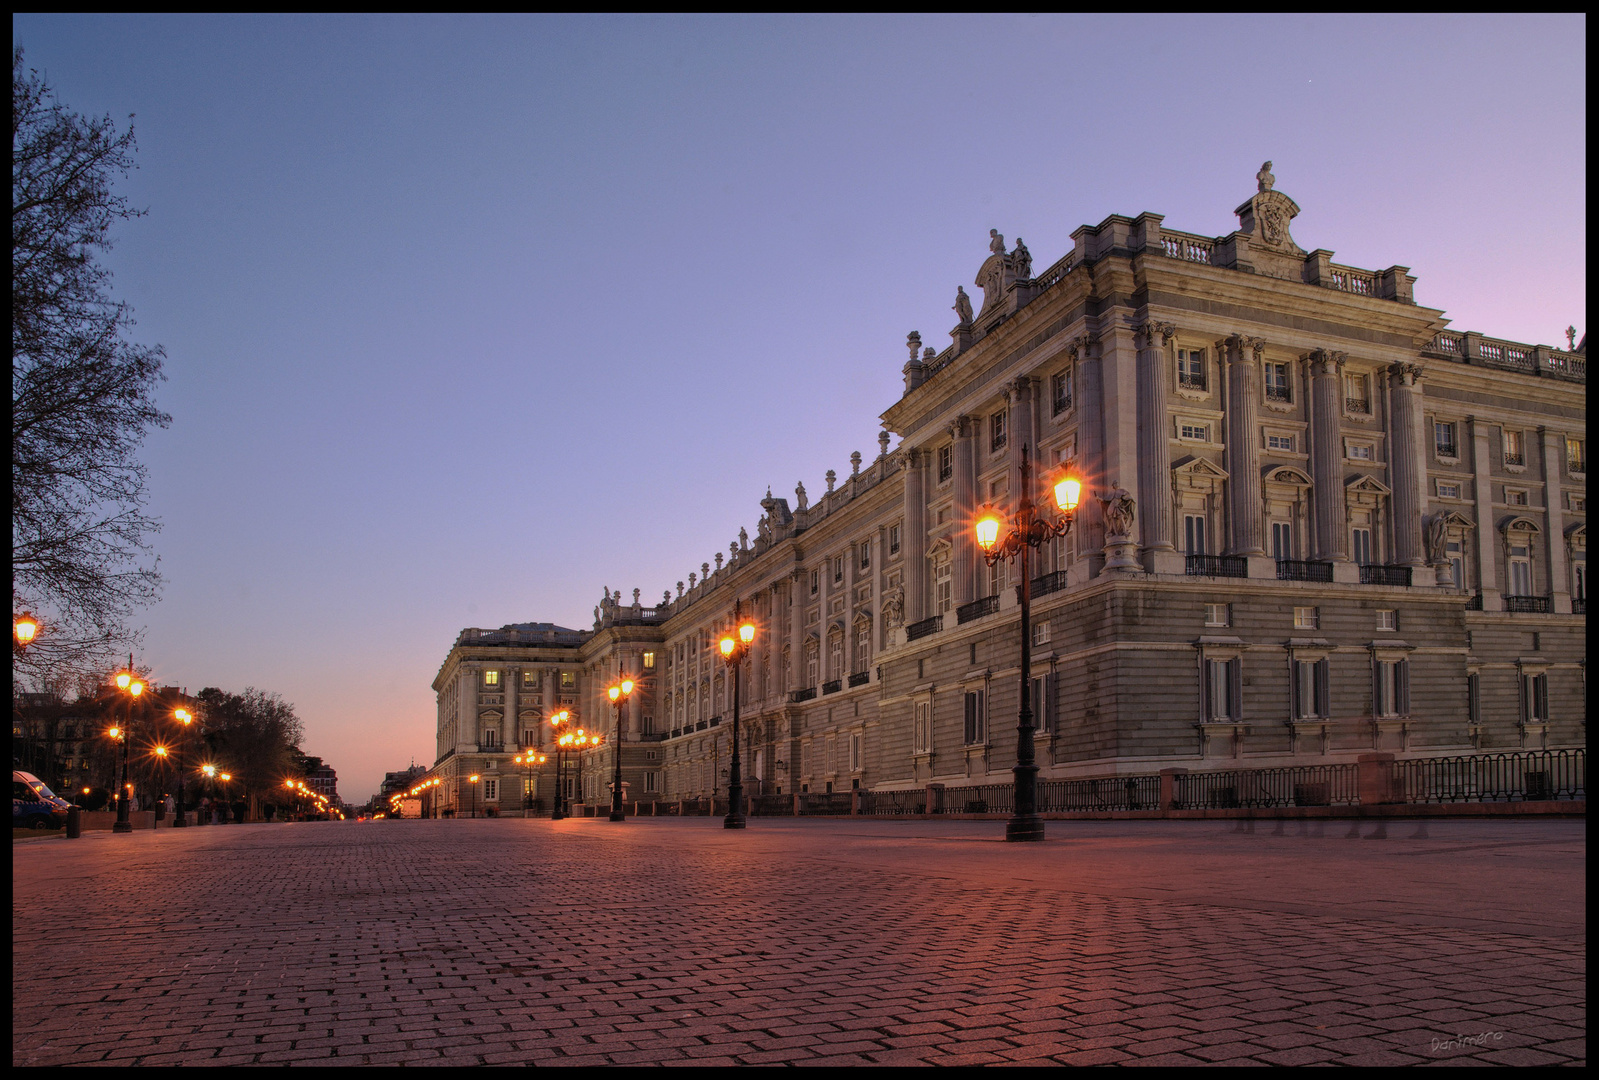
[788,573,806,692]
[869,531,882,656]
[1306,350,1348,564]
[1073,335,1106,576]
[1224,334,1266,555]
[505,665,518,746]
[1136,321,1179,572]
[1467,418,1499,610]
[1540,427,1569,612]
[543,668,558,746]
[952,417,976,606]
[1387,363,1427,568]
[903,448,927,621]
[459,665,477,751]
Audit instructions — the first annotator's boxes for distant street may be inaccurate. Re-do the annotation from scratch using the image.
[12,817,1585,1066]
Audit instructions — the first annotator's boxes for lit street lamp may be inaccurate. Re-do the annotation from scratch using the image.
[111,667,146,834]
[549,709,572,819]
[13,611,40,653]
[468,774,480,819]
[973,449,1080,843]
[172,706,194,827]
[606,676,635,822]
[513,751,547,815]
[717,601,757,830]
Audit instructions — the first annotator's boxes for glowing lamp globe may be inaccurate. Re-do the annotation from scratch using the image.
[739,622,755,645]
[1054,475,1082,512]
[974,510,1002,551]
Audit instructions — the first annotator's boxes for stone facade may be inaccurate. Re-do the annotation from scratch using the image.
[428,168,1586,809]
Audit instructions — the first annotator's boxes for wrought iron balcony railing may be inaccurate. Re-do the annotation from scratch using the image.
[906,615,943,641]
[1276,559,1333,582]
[1504,595,1552,613]
[957,596,999,624]
[1186,554,1248,578]
[1359,564,1413,587]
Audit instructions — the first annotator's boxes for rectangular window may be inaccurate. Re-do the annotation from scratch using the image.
[1203,658,1241,721]
[1184,515,1208,555]
[1264,362,1291,402]
[1352,528,1373,566]
[1271,521,1293,560]
[1447,540,1464,590]
[1435,422,1458,458]
[1051,371,1072,415]
[1437,481,1461,499]
[1505,488,1528,506]
[1376,609,1397,631]
[1204,603,1230,627]
[1180,422,1208,441]
[483,779,498,802]
[1032,621,1051,646]
[1503,429,1525,467]
[962,689,986,745]
[560,672,575,689]
[1375,659,1410,718]
[1508,551,1532,596]
[810,569,820,595]
[1029,673,1057,732]
[1266,433,1295,452]
[1467,672,1480,726]
[642,651,655,670]
[1177,348,1205,389]
[934,559,953,613]
[1523,672,1549,722]
[1574,555,1586,602]
[988,557,1006,598]
[1343,372,1370,413]
[1294,606,1318,630]
[889,524,901,555]
[913,701,930,754]
[483,670,499,687]
[523,729,536,746]
[833,556,844,584]
[645,772,659,793]
[1568,437,1586,474]
[1292,659,1330,719]
[1346,440,1373,461]
[850,732,862,772]
[938,445,953,483]
[859,541,870,569]
[990,411,1007,453]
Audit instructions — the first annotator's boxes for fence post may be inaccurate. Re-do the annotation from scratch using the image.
[1158,768,1187,815]
[850,789,861,815]
[792,792,802,816]
[926,782,944,816]
[1358,753,1397,805]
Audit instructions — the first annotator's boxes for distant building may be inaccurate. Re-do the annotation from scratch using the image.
[426,166,1584,812]
[306,764,338,802]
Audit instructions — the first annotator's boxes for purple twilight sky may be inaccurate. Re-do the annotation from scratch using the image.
[11,14,1586,802]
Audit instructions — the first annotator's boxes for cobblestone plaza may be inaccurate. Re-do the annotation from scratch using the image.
[12,818,1585,1066]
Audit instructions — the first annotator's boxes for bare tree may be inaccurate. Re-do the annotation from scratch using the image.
[12,47,169,681]
[196,687,306,819]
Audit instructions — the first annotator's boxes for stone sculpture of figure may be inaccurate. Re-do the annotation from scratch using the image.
[739,526,749,550]
[757,514,771,542]
[953,286,974,326]
[795,481,809,511]
[825,469,836,494]
[593,606,601,623]
[989,228,1006,255]
[1257,160,1275,193]
[1013,237,1032,279]
[1426,514,1448,564]
[633,588,641,605]
[1099,484,1137,538]
[883,587,904,629]
[602,586,610,600]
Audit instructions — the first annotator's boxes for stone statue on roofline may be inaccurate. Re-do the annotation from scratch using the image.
[1257,160,1275,193]
[795,481,809,512]
[1013,237,1032,279]
[989,229,1006,256]
[953,286,974,326]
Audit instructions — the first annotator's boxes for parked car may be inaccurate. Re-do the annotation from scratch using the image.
[13,771,73,830]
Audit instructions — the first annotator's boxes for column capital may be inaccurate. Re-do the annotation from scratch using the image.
[1133,320,1176,350]
[1388,361,1425,386]
[1067,331,1100,362]
[1301,348,1346,376]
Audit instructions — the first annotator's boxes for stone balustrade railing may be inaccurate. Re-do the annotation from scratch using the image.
[1425,332,1584,382]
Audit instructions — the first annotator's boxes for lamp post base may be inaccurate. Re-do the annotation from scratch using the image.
[1005,814,1045,842]
[112,821,133,834]
[723,813,746,829]
[609,810,626,822]
[173,817,188,828]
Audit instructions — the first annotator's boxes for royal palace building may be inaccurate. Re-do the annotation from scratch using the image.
[428,166,1585,814]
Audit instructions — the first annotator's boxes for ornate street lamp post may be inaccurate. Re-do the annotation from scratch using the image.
[468,774,479,819]
[13,611,39,654]
[110,668,146,834]
[513,751,547,816]
[716,601,757,830]
[172,707,193,827]
[606,676,635,822]
[973,449,1081,842]
[549,709,571,819]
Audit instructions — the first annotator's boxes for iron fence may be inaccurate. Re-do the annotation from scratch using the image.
[1360,565,1413,587]
[749,794,792,816]
[858,788,926,815]
[906,615,943,641]
[1186,555,1248,578]
[1173,764,1359,809]
[1277,560,1333,582]
[798,792,853,815]
[1392,749,1584,803]
[1039,775,1162,812]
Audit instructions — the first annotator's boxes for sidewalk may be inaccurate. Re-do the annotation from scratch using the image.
[12,817,1585,1065]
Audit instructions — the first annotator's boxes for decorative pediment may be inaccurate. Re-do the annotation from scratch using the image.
[1500,516,1541,535]
[1437,510,1476,531]
[926,536,953,559]
[1344,473,1391,510]
[518,710,541,722]
[478,709,504,722]
[1567,524,1586,549]
[1264,466,1312,487]
[1173,456,1229,495]
[852,609,873,628]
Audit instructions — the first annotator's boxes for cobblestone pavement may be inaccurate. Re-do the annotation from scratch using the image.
[12,816,1585,1066]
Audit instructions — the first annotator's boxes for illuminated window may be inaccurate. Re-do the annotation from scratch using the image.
[1503,429,1525,467]
[483,670,499,687]
[643,652,655,669]
[1294,606,1318,630]
[1567,437,1586,474]
[522,671,536,687]
[560,672,575,689]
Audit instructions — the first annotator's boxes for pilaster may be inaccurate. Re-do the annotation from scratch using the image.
[903,448,928,621]
[952,417,977,606]
[1387,362,1427,568]
[1224,334,1266,555]
[1135,321,1177,568]
[1540,427,1570,612]
[1306,349,1348,562]
[1468,418,1501,611]
[1073,335,1106,574]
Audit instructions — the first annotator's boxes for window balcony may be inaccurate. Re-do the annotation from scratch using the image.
[957,596,999,624]
[1359,565,1413,587]
[789,687,817,703]
[906,615,943,641]
[1345,397,1371,415]
[1504,595,1552,613]
[1504,453,1525,467]
[1276,560,1333,582]
[1186,554,1248,578]
[1178,374,1205,391]
[1265,386,1291,403]
[821,680,842,696]
[848,671,870,688]
[1030,570,1068,598]
[1466,592,1484,611]
[1573,598,1586,615]
[1436,442,1459,459]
